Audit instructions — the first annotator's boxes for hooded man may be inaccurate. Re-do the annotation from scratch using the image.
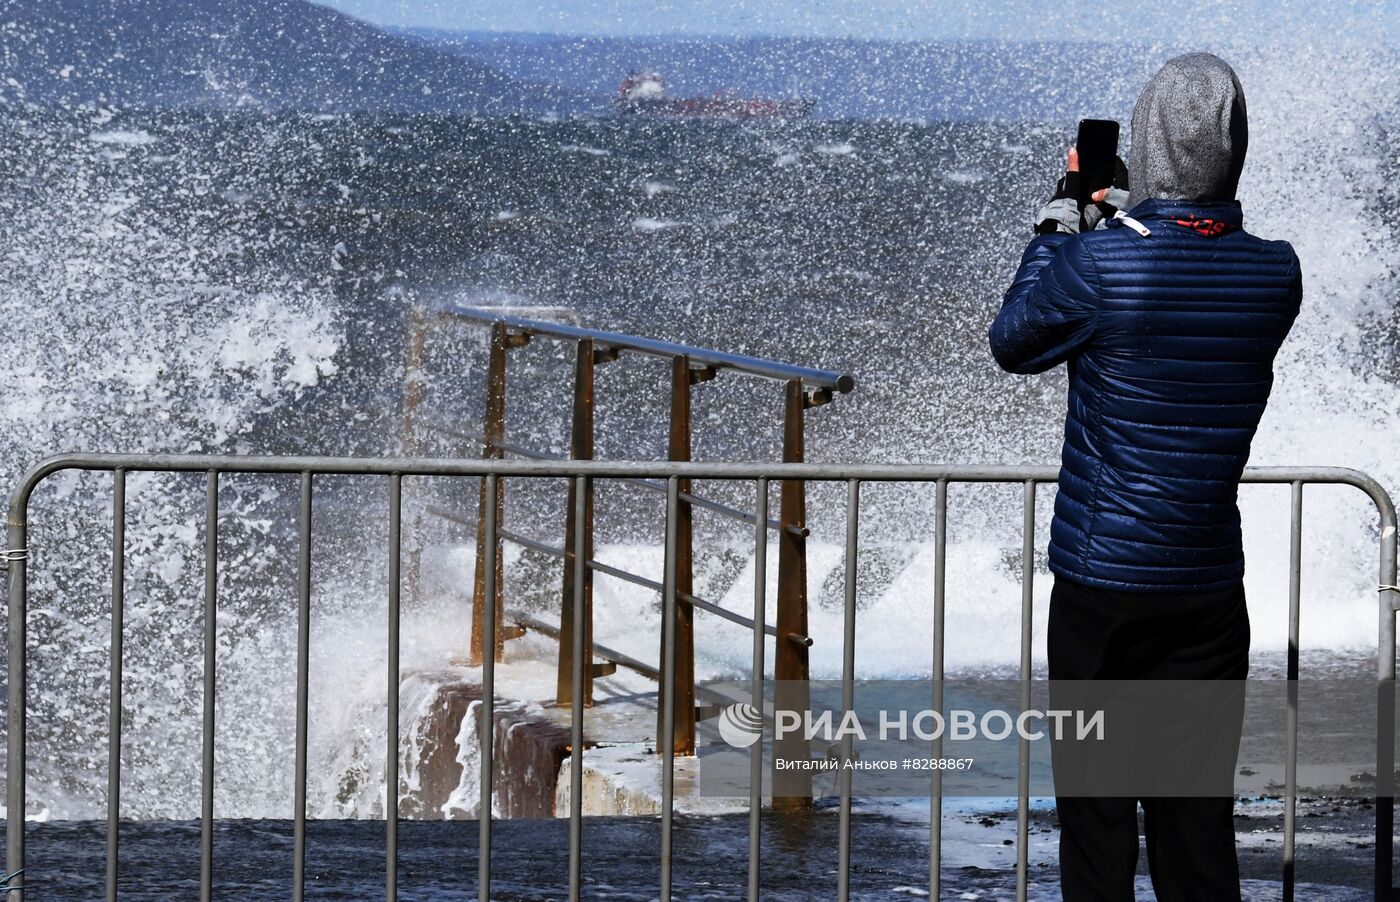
[989,54,1301,901]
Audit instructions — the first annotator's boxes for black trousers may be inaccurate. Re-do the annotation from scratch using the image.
[1048,577,1250,902]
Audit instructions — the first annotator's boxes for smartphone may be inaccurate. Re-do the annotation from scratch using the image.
[1075,119,1119,206]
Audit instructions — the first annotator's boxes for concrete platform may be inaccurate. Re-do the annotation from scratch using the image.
[400,633,747,820]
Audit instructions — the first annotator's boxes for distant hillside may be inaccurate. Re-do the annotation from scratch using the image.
[402,30,1152,123]
[0,0,593,114]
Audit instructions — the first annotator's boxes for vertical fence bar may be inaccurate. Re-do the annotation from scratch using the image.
[836,480,861,902]
[1016,479,1035,902]
[387,474,402,902]
[6,490,27,899]
[1285,481,1302,901]
[659,355,696,756]
[569,475,588,902]
[106,469,126,902]
[773,379,812,808]
[747,479,769,902]
[929,478,948,901]
[201,471,218,902]
[293,473,312,902]
[470,322,509,666]
[1376,494,1399,901]
[558,338,597,706]
[659,477,680,902]
[479,474,499,902]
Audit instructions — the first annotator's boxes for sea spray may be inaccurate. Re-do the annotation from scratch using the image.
[0,109,341,818]
[2,34,1398,822]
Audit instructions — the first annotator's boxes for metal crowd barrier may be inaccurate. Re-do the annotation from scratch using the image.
[4,455,1398,902]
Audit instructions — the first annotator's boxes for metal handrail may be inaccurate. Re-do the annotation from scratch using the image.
[416,419,797,534]
[404,308,851,761]
[439,304,856,393]
[422,504,813,645]
[506,608,751,710]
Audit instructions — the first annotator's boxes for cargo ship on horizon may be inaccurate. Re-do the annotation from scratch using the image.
[614,71,814,119]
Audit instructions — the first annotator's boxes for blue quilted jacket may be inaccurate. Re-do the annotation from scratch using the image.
[990,199,1302,592]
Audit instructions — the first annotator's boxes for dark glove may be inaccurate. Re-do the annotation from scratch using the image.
[1034,155,1130,235]
[1034,170,1083,235]
[1082,156,1130,231]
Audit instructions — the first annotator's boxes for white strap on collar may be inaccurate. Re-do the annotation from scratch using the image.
[1113,210,1151,237]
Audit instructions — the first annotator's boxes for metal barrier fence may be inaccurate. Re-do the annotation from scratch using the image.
[4,454,1399,902]
[401,305,852,777]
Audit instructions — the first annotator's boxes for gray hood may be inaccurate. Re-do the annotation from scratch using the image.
[1127,53,1248,210]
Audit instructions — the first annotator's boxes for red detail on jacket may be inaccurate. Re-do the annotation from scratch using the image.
[1173,216,1238,237]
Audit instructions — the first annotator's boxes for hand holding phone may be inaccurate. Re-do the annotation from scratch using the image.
[1034,122,1125,236]
[1075,119,1120,208]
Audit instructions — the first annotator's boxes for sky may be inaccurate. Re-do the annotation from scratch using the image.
[313,0,1396,43]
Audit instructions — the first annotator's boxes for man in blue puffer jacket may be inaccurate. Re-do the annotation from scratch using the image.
[990,54,1301,901]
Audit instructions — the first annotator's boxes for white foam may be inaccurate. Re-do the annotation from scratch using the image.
[88,129,158,146]
[0,114,341,820]
[632,217,683,232]
[560,143,610,157]
[941,169,987,185]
